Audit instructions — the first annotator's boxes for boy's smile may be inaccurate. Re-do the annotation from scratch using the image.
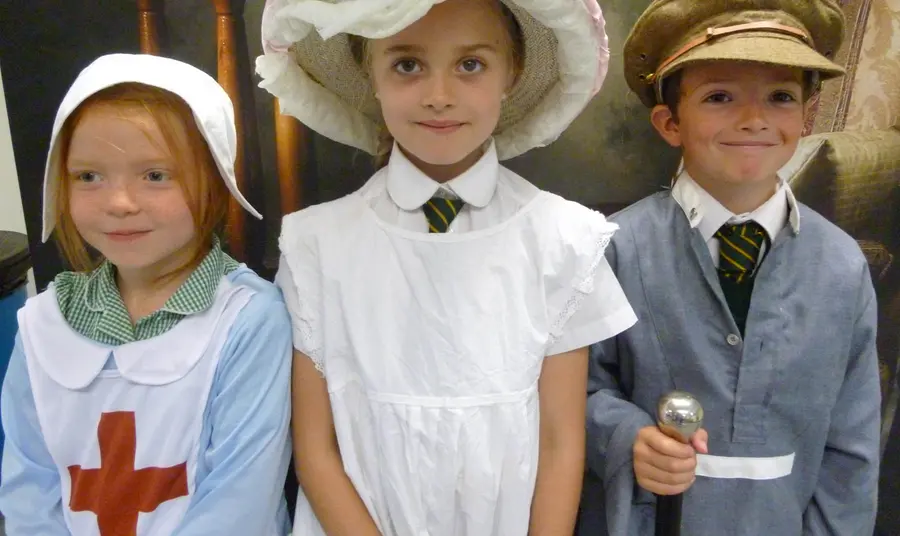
[652,62,807,212]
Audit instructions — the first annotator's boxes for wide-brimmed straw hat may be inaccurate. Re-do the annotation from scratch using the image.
[624,0,846,108]
[42,53,261,242]
[256,0,610,160]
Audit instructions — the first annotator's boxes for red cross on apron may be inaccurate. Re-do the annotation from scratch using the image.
[68,411,189,535]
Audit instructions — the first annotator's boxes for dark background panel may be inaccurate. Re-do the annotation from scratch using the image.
[0,0,144,287]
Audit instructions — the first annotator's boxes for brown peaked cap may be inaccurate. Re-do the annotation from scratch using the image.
[624,0,845,107]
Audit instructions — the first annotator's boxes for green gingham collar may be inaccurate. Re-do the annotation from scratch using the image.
[82,238,228,316]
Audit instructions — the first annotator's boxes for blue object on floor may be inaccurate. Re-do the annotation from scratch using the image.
[0,231,32,459]
[0,286,26,370]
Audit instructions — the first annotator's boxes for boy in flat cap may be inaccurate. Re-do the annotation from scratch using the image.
[581,1,881,535]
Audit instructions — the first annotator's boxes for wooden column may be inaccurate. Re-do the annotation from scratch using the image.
[136,0,165,54]
[274,99,308,215]
[212,0,248,260]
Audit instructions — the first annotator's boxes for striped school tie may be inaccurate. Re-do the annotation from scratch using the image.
[423,196,465,233]
[715,221,768,283]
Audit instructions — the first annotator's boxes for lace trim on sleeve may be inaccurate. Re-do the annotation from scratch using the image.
[546,228,615,349]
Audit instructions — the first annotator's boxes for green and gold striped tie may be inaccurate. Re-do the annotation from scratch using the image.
[423,196,465,233]
[715,221,768,283]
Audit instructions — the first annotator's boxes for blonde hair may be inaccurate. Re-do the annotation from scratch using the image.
[54,83,231,279]
[348,0,526,170]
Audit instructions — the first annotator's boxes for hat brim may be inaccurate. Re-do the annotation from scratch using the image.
[257,0,609,161]
[646,33,844,107]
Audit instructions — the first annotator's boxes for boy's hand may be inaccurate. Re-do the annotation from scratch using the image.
[633,426,709,495]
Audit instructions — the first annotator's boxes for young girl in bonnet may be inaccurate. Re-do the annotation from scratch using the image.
[0,54,292,535]
[259,0,636,534]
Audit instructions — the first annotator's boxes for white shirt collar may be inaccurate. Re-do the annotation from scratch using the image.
[386,140,499,211]
[671,170,800,242]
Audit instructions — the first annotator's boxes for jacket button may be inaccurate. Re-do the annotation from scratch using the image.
[726,333,741,346]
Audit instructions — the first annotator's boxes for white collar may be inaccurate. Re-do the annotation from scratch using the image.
[386,140,499,211]
[671,170,800,242]
[29,278,244,388]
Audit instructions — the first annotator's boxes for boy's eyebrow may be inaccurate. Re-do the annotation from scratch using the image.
[694,72,804,86]
[382,43,499,55]
[693,77,737,85]
[689,78,803,92]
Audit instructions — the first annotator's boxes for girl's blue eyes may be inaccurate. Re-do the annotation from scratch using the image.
[460,59,485,73]
[146,170,171,182]
[70,170,172,183]
[392,58,486,75]
[75,172,100,183]
[394,59,421,74]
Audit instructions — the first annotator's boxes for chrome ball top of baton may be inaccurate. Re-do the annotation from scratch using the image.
[657,391,704,443]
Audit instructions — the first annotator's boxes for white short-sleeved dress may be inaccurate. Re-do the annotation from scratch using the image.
[277,157,636,536]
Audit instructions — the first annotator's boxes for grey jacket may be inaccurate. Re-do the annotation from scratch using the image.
[580,191,880,536]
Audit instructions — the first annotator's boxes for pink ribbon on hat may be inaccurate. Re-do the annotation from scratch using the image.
[581,0,610,96]
[262,0,303,54]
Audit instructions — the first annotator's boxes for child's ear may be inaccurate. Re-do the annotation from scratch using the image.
[802,97,815,123]
[650,104,682,148]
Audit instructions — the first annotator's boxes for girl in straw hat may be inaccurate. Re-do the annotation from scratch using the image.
[257,0,636,533]
[582,1,880,535]
[0,54,292,535]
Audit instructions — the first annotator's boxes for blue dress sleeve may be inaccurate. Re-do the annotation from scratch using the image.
[0,333,70,534]
[173,282,293,536]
